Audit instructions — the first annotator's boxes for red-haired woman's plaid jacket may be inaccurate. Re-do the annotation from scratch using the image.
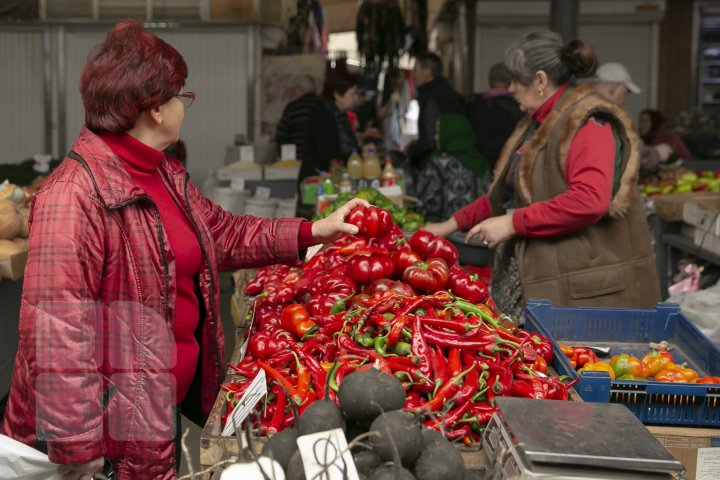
[2,127,304,479]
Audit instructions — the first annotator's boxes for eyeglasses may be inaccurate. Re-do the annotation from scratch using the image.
[176,92,196,109]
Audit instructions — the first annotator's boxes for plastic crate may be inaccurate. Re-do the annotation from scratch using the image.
[525,299,720,427]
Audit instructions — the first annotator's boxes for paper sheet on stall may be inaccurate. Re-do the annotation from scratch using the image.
[0,434,61,480]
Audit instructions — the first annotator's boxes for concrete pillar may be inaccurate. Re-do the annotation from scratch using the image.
[550,0,579,41]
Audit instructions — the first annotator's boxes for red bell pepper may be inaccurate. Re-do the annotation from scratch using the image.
[391,249,423,279]
[695,376,720,384]
[248,330,289,360]
[306,274,357,315]
[403,257,450,293]
[573,347,599,368]
[408,230,459,266]
[346,251,395,285]
[366,278,415,297]
[347,205,393,239]
[447,268,489,304]
[280,304,317,339]
[374,224,406,251]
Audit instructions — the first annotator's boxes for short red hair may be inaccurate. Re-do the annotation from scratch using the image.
[80,19,188,133]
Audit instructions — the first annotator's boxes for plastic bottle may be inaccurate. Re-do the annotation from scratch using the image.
[347,149,363,181]
[362,146,382,181]
[329,158,344,187]
[339,172,353,194]
[322,173,335,195]
[381,156,398,187]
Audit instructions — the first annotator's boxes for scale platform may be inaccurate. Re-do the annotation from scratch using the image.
[482,397,684,480]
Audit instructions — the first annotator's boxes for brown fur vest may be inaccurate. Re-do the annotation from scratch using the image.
[488,84,660,308]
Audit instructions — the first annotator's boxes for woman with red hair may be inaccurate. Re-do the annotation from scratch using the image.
[1,20,365,479]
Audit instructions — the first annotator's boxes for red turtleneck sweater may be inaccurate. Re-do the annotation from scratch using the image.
[453,85,615,237]
[100,132,203,403]
[99,133,317,402]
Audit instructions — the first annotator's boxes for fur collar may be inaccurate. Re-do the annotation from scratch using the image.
[490,84,640,218]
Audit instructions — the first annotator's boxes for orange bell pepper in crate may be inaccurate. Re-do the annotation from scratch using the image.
[640,349,674,376]
[655,364,698,383]
[695,376,720,384]
[559,344,577,369]
[579,361,616,380]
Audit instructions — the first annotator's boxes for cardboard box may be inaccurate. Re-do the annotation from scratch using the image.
[647,426,720,480]
[653,192,717,222]
[0,246,27,281]
[210,0,254,20]
[683,195,720,236]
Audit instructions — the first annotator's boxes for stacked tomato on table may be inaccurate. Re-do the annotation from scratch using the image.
[560,345,720,384]
[225,205,575,444]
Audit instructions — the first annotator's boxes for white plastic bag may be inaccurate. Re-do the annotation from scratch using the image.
[667,280,720,346]
[0,434,60,480]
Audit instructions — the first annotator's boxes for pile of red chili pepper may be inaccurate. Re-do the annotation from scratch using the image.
[224,206,575,443]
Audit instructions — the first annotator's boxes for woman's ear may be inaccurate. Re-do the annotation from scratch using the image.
[148,105,163,125]
[535,70,549,91]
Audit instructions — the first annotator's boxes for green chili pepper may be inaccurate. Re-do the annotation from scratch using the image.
[330,295,353,315]
[390,341,412,357]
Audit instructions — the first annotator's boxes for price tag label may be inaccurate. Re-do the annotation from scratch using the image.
[281,144,297,161]
[697,447,720,480]
[297,428,359,480]
[305,244,323,261]
[221,369,267,436]
[240,145,255,163]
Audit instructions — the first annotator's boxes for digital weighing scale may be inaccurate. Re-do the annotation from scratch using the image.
[482,397,684,480]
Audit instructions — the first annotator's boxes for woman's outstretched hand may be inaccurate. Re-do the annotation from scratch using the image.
[465,214,516,249]
[311,198,371,244]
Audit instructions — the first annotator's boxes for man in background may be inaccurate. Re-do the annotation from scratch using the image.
[466,63,524,171]
[406,53,465,164]
[276,74,320,161]
[590,62,672,171]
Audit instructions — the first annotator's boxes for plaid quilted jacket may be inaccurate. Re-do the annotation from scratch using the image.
[2,127,304,478]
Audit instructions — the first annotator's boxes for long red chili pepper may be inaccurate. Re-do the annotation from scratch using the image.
[387,314,410,347]
[258,360,302,404]
[267,385,287,435]
[444,424,471,440]
[413,365,474,412]
[430,346,449,388]
[336,334,382,361]
[292,344,327,400]
[411,315,433,378]
[448,348,462,378]
[425,400,472,429]
[452,367,480,405]
[421,318,481,334]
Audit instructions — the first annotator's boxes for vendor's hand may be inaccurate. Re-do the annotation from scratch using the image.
[312,198,370,244]
[57,457,104,480]
[423,217,459,238]
[465,214,516,249]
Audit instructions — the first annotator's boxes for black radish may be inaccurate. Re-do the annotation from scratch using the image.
[368,410,422,466]
[352,449,382,477]
[261,427,298,472]
[420,427,450,449]
[369,464,416,480]
[285,450,306,480]
[413,442,465,480]
[338,369,405,424]
[297,399,345,435]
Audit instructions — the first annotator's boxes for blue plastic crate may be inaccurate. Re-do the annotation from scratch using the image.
[525,299,720,427]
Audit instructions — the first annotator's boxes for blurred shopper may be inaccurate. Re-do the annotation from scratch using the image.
[414,114,489,222]
[639,109,691,161]
[467,63,524,170]
[590,62,675,171]
[275,74,321,161]
[406,53,465,164]
[1,20,366,479]
[425,32,660,319]
[301,69,359,185]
